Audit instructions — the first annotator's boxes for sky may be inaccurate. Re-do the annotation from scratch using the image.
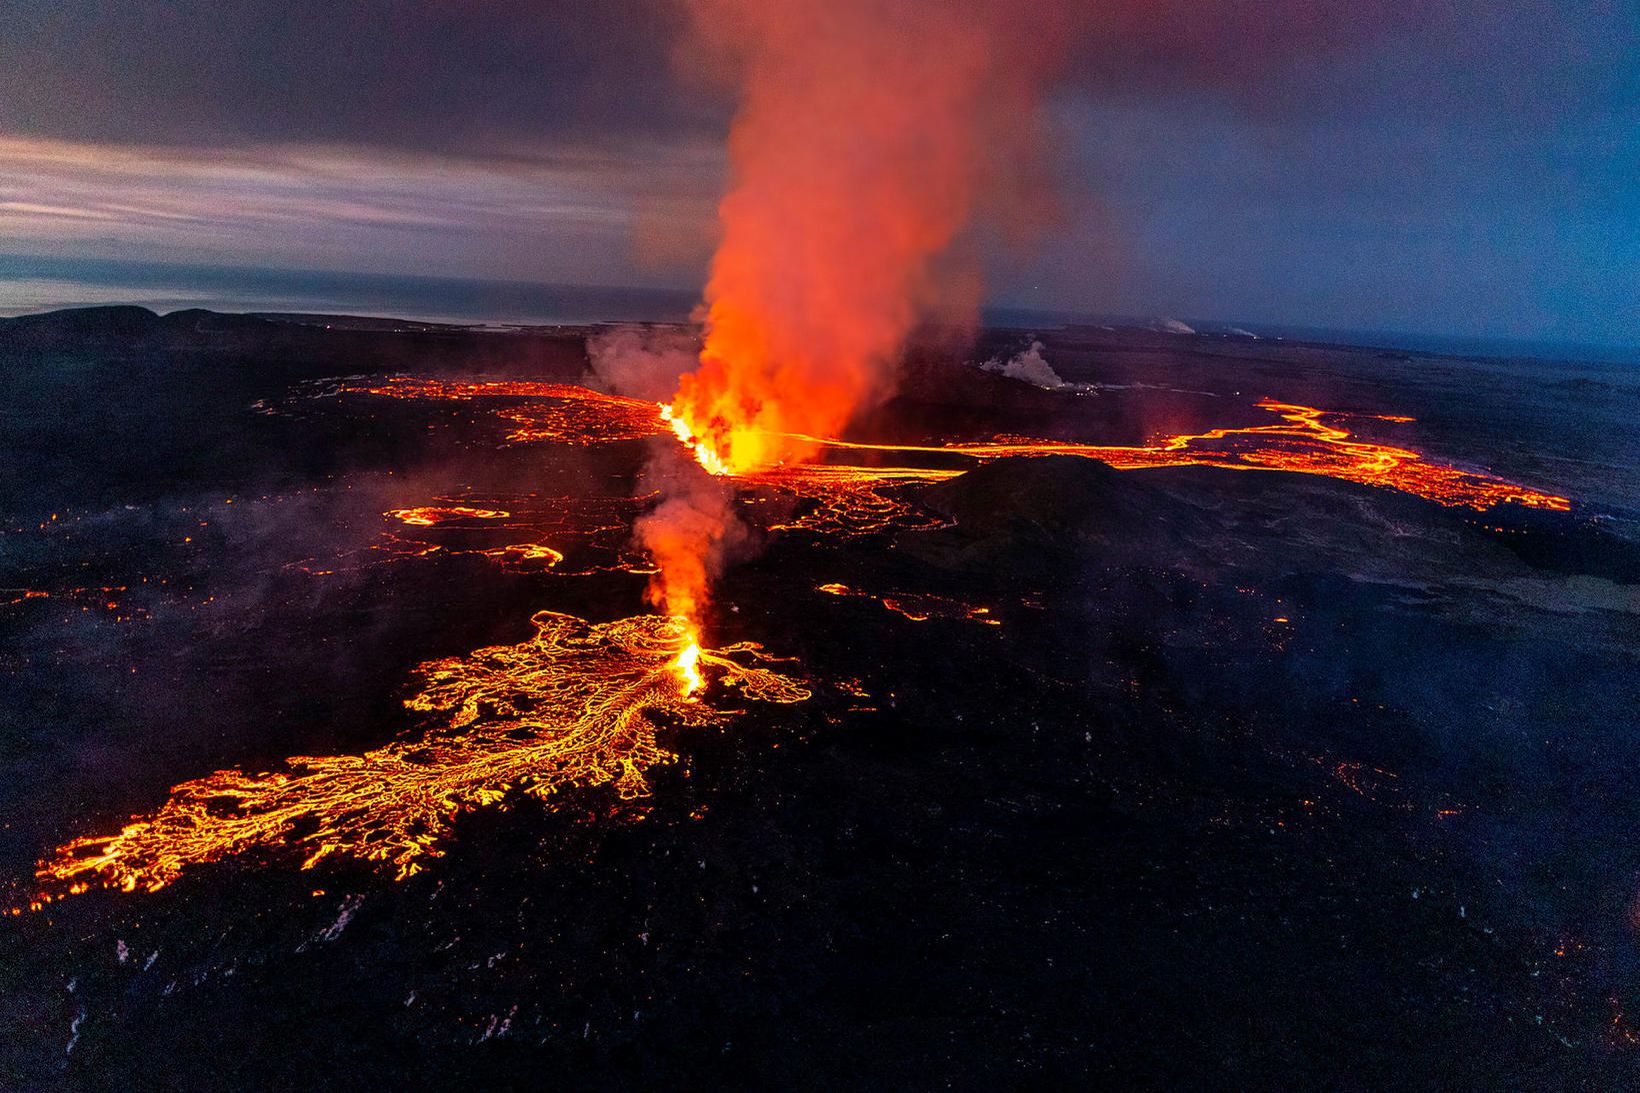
[1,0,1634,347]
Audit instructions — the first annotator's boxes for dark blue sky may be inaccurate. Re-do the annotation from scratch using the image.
[1,1,1633,347]
[1027,3,1639,347]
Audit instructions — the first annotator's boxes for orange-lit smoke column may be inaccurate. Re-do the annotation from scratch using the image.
[649,0,1071,622]
[669,0,1071,475]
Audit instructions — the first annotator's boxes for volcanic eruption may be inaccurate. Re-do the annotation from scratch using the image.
[645,0,1075,621]
[6,0,1634,1080]
[22,369,1566,907]
[16,0,1573,912]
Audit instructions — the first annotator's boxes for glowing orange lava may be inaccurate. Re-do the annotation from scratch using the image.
[760,399,1570,514]
[34,613,807,901]
[480,542,566,570]
[818,582,999,625]
[346,378,667,445]
[752,464,959,535]
[671,636,705,698]
[661,403,732,477]
[387,506,510,526]
[350,375,1564,514]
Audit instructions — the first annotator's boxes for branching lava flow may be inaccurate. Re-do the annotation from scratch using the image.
[31,614,806,904]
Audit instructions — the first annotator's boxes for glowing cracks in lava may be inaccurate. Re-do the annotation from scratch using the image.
[386,506,510,526]
[818,582,1001,625]
[343,378,669,447]
[359,376,1570,532]
[749,400,1570,515]
[481,542,566,569]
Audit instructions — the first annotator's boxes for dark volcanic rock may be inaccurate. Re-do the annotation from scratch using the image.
[906,456,1210,574]
[0,304,164,347]
[2,313,1639,1089]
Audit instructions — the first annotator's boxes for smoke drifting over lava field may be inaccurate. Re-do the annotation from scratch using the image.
[2,308,1639,1087]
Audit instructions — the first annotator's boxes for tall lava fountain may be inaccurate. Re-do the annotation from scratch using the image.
[644,0,1073,621]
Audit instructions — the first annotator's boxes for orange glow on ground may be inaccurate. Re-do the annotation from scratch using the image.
[355,375,1567,514]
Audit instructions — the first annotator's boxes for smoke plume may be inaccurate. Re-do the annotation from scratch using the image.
[629,0,1082,623]
[632,446,750,621]
[979,340,1092,393]
[585,324,702,403]
[668,0,1077,473]
[642,0,1407,622]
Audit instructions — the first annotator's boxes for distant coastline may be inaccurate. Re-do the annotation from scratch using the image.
[0,253,699,329]
[3,251,1636,367]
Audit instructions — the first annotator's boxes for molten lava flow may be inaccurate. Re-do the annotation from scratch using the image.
[353,377,1567,525]
[660,404,731,477]
[287,491,663,581]
[753,464,959,535]
[345,378,667,445]
[761,400,1570,514]
[35,613,807,899]
[818,582,999,625]
[377,505,568,571]
[386,506,510,526]
[26,376,1575,906]
[480,542,566,570]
